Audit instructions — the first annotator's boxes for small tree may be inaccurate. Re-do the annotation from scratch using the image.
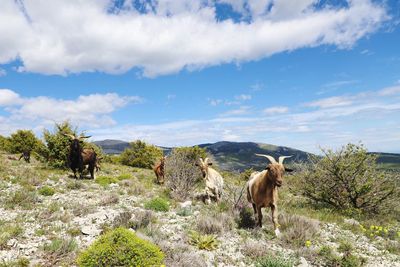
[39,121,101,168]
[7,130,42,154]
[298,143,399,214]
[0,135,9,151]
[119,140,162,169]
[165,146,207,201]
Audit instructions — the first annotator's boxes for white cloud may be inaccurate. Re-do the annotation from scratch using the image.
[0,68,6,77]
[221,106,252,116]
[0,90,141,134]
[263,106,289,114]
[235,94,252,101]
[377,85,400,96]
[0,0,388,77]
[0,89,22,106]
[305,96,353,108]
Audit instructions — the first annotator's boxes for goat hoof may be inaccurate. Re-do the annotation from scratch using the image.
[274,228,281,238]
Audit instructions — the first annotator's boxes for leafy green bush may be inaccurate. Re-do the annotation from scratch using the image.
[77,227,164,267]
[120,140,162,169]
[298,143,399,214]
[6,130,43,154]
[0,135,9,151]
[39,121,103,169]
[144,197,170,212]
[38,186,55,196]
[188,231,218,251]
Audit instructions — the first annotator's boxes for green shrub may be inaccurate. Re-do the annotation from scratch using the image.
[38,186,55,196]
[120,140,162,169]
[255,254,295,267]
[236,206,256,229]
[341,254,362,267]
[6,130,43,154]
[95,176,119,187]
[318,245,341,266]
[77,227,164,267]
[188,231,218,251]
[298,143,399,214]
[144,197,170,212]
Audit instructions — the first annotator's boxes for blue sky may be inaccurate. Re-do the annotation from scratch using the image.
[0,0,400,153]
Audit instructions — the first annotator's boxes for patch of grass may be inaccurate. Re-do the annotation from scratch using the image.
[241,239,270,259]
[0,257,30,267]
[67,226,81,237]
[38,185,55,196]
[0,221,24,248]
[188,231,218,251]
[43,237,78,257]
[255,253,296,267]
[66,180,83,190]
[117,173,132,180]
[144,197,170,212]
[95,176,119,187]
[176,207,193,217]
[131,210,156,230]
[318,245,341,266]
[4,189,38,210]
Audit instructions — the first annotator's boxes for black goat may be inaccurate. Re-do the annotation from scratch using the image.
[18,150,31,163]
[63,133,96,179]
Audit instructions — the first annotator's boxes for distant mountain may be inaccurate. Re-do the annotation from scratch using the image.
[93,139,130,154]
[198,141,312,172]
[93,139,400,172]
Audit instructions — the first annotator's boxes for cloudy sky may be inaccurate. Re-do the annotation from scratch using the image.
[0,0,400,153]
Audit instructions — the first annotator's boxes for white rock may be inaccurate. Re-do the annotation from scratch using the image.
[180,201,192,209]
[81,225,101,236]
[297,257,310,267]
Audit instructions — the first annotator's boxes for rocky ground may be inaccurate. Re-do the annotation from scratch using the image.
[0,154,399,267]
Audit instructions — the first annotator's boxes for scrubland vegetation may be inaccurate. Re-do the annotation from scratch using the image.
[0,123,399,266]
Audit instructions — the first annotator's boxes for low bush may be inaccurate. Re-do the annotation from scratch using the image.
[77,227,164,267]
[95,176,119,187]
[119,140,162,169]
[144,197,170,212]
[5,189,38,210]
[38,186,55,196]
[255,253,296,267]
[188,231,218,251]
[43,238,77,257]
[279,213,319,248]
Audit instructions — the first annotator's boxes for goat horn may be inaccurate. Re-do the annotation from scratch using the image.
[62,133,76,140]
[79,135,91,139]
[278,155,292,164]
[255,154,277,164]
[204,157,209,165]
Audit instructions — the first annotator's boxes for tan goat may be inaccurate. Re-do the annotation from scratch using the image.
[246,154,293,236]
[196,158,224,203]
[153,156,166,184]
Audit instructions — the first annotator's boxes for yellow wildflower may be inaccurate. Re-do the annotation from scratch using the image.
[305,240,312,248]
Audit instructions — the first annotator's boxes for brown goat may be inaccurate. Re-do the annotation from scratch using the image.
[246,154,292,236]
[153,156,166,184]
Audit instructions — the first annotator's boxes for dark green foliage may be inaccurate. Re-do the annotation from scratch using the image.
[144,197,170,212]
[6,130,43,154]
[39,121,78,168]
[173,146,207,161]
[119,140,162,169]
[0,135,8,151]
[236,206,256,229]
[298,143,399,214]
[77,227,164,267]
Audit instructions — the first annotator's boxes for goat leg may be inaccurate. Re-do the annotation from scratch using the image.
[257,206,263,227]
[271,204,281,237]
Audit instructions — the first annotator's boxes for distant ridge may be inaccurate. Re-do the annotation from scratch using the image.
[93,140,400,172]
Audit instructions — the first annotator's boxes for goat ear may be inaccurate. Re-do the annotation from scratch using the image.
[285,168,293,173]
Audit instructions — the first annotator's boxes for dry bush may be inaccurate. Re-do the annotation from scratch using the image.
[99,194,119,206]
[112,211,133,228]
[131,209,156,230]
[279,213,319,248]
[158,241,204,267]
[196,212,234,235]
[165,149,202,201]
[241,239,269,259]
